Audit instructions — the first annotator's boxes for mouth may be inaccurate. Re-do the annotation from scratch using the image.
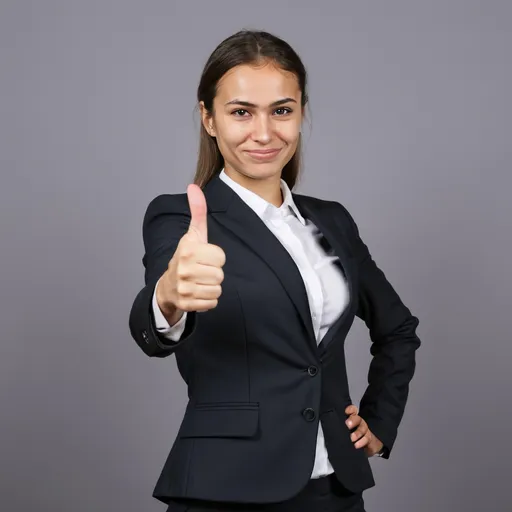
[244,148,282,161]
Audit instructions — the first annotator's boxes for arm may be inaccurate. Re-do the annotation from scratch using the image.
[129,194,198,358]
[337,202,421,459]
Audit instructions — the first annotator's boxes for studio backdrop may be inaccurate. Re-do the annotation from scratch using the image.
[1,1,510,511]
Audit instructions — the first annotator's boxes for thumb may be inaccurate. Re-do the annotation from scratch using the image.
[186,184,208,243]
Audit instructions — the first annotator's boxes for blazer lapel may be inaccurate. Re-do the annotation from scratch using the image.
[292,195,355,353]
[203,175,316,347]
[202,174,354,354]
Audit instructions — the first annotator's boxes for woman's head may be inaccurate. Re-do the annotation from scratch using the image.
[195,30,309,189]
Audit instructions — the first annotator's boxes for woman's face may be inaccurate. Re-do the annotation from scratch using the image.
[201,61,304,184]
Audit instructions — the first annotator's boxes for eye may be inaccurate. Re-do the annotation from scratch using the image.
[274,107,293,116]
[232,109,249,117]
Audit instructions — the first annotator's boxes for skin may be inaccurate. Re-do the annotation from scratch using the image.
[199,60,303,208]
[174,61,384,456]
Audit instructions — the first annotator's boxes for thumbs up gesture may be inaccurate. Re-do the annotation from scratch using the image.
[156,185,226,323]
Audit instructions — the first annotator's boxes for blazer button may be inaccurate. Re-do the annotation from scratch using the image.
[302,408,316,422]
[141,330,149,344]
[307,365,318,377]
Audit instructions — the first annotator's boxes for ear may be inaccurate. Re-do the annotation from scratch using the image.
[199,101,216,138]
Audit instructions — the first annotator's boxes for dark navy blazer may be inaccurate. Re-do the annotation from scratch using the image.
[129,173,421,505]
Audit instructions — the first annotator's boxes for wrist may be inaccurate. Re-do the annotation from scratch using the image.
[155,275,184,326]
[167,308,185,326]
[375,445,387,457]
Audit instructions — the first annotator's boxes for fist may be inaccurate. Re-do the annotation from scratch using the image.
[157,184,226,317]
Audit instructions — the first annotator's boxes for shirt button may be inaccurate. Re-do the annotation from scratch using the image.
[302,408,316,422]
[307,366,318,377]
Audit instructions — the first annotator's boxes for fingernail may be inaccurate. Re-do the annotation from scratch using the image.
[347,420,352,427]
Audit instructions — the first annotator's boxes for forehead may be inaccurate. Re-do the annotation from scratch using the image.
[215,62,301,103]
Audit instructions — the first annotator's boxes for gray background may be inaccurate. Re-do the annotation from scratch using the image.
[1,1,510,511]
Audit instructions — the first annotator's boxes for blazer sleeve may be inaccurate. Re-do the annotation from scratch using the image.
[336,202,421,459]
[129,194,198,358]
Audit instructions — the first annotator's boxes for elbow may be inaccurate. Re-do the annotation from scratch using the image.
[370,314,421,352]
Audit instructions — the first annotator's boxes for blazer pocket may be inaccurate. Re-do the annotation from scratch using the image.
[179,401,260,439]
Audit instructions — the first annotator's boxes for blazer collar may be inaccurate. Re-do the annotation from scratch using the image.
[218,168,306,225]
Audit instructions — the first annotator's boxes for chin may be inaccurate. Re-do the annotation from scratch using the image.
[243,164,283,180]
[237,158,286,176]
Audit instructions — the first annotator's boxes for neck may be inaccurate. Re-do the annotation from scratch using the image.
[224,167,283,207]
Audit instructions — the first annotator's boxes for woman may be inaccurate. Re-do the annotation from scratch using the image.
[129,30,421,512]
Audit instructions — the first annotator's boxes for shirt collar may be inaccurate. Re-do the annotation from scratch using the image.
[219,168,306,225]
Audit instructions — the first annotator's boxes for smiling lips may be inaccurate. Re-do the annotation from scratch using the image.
[245,148,282,161]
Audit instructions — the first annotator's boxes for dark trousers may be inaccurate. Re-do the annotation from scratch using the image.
[165,473,366,512]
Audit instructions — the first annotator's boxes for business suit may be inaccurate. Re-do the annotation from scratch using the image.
[129,172,421,507]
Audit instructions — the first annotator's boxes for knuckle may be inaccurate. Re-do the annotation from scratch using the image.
[179,244,194,260]
[176,266,190,281]
[217,247,227,266]
[176,282,190,297]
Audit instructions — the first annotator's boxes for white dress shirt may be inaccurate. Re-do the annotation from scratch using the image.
[152,168,352,478]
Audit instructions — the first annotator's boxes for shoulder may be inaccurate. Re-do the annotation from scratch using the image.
[143,193,191,225]
[292,192,357,231]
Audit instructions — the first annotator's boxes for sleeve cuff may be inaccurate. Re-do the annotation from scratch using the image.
[360,414,396,460]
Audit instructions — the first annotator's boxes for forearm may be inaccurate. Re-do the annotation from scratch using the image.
[359,314,420,455]
[129,195,198,357]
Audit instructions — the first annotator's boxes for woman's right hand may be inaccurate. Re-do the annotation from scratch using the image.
[156,184,226,324]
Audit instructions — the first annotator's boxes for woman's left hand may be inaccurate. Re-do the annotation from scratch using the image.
[344,405,384,457]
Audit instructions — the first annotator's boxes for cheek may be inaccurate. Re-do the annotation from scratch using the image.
[277,122,301,144]
[218,123,249,148]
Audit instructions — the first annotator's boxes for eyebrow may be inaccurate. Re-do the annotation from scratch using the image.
[225,97,297,108]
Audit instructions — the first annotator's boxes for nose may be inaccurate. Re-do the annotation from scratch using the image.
[251,114,272,144]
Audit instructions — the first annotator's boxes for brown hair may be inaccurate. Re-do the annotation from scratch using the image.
[194,30,309,189]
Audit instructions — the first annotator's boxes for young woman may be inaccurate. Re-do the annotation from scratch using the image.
[129,29,421,512]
